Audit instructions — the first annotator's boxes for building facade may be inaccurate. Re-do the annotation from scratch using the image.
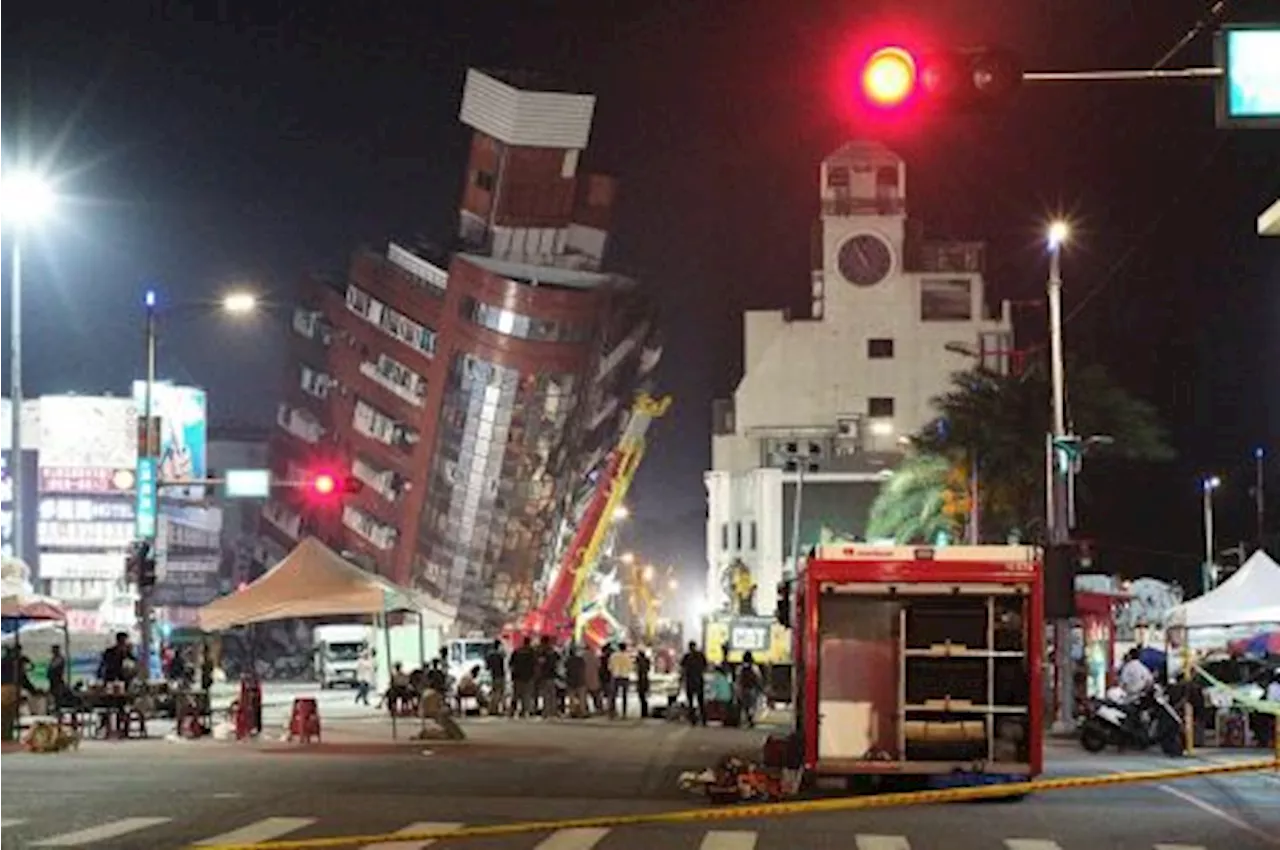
[2,392,222,634]
[704,141,1013,614]
[261,69,661,630]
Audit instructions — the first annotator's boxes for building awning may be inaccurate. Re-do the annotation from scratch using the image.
[1259,199,1280,237]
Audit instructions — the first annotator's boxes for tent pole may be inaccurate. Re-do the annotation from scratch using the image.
[382,604,396,740]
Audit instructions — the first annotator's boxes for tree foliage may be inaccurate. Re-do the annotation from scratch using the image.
[869,359,1174,543]
[866,453,968,544]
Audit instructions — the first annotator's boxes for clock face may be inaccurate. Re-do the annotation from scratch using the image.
[838,234,893,287]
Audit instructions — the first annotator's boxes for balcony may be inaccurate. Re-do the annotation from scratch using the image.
[300,364,333,401]
[358,356,426,407]
[292,307,331,343]
[262,500,302,540]
[352,399,420,451]
[821,197,906,217]
[387,242,448,295]
[277,403,324,444]
[342,504,398,550]
[352,456,401,502]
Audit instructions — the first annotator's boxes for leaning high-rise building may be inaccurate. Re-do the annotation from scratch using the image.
[261,69,662,630]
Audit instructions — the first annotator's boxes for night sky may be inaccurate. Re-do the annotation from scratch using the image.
[5,1,1279,598]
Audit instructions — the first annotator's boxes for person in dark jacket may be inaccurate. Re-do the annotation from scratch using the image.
[635,647,652,719]
[680,641,708,726]
[509,637,537,718]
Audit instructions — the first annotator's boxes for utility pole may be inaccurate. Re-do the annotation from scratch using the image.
[137,293,159,682]
[1045,222,1075,733]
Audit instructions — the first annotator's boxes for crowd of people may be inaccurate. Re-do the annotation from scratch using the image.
[353,636,771,727]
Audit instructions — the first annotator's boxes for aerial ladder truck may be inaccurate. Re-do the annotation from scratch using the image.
[511,392,671,649]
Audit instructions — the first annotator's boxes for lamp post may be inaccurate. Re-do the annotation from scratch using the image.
[1254,447,1265,550]
[136,288,259,680]
[2,172,56,566]
[1202,475,1222,594]
[1044,220,1075,732]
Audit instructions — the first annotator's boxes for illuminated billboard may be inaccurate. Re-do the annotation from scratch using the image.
[1216,25,1280,129]
[37,396,137,470]
[131,382,208,500]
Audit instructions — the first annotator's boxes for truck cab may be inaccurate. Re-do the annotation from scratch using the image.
[313,624,371,689]
[447,636,494,685]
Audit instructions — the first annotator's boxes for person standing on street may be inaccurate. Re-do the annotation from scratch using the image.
[354,651,375,706]
[608,642,635,718]
[680,641,708,726]
[635,647,652,719]
[484,641,507,717]
[583,645,602,715]
[509,637,537,718]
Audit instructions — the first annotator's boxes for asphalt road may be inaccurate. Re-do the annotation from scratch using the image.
[3,706,1278,850]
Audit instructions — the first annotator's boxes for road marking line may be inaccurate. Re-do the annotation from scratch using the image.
[856,836,911,850]
[1004,841,1064,850]
[1154,844,1209,849]
[1,819,27,828]
[700,830,758,850]
[197,818,318,846]
[533,827,611,850]
[32,817,172,846]
[1157,783,1280,847]
[360,822,463,850]
[212,792,244,799]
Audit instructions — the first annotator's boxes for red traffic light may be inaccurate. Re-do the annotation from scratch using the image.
[862,46,918,107]
[312,472,338,495]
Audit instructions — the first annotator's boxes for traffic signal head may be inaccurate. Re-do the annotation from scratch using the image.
[862,46,918,108]
[312,472,338,496]
[849,44,1023,119]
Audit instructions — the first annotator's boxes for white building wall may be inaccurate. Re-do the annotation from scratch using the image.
[705,141,1014,613]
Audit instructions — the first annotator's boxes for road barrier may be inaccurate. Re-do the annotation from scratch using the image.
[196,755,1280,850]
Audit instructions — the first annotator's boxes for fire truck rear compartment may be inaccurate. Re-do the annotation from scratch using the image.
[814,587,1032,776]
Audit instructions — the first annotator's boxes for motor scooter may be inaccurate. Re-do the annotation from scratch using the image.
[1080,684,1184,756]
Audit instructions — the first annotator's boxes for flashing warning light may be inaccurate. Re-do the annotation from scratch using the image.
[312,472,338,496]
[862,47,917,107]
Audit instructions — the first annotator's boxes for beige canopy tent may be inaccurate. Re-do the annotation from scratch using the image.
[197,537,453,739]
[198,537,426,631]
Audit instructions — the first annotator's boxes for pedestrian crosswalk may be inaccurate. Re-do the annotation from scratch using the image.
[0,816,1218,849]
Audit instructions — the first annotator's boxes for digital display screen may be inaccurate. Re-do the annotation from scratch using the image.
[1220,27,1280,127]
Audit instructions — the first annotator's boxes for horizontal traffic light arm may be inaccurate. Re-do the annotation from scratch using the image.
[1024,66,1221,82]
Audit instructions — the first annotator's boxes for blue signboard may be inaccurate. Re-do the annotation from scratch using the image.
[135,458,158,539]
[1217,26,1280,129]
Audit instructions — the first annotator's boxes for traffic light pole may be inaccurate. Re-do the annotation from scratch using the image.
[138,302,158,684]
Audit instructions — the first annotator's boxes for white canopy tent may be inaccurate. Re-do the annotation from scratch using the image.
[1165,550,1280,629]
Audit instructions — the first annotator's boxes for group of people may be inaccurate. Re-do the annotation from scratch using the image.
[485,636,654,719]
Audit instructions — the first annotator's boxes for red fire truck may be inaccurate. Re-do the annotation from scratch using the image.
[772,544,1044,787]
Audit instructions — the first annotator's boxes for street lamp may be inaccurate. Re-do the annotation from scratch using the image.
[612,505,631,522]
[1202,475,1222,594]
[2,171,58,566]
[1044,218,1074,733]
[136,287,259,680]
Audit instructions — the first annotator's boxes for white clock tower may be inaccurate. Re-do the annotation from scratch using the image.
[703,140,1015,625]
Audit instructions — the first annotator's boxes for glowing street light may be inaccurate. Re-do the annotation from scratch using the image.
[1202,474,1223,594]
[1047,220,1070,250]
[612,505,631,521]
[1,172,57,227]
[221,291,259,314]
[620,552,636,565]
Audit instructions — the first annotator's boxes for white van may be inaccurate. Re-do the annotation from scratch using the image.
[313,624,371,689]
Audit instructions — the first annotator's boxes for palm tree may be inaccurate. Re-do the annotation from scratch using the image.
[870,358,1174,543]
[866,453,969,544]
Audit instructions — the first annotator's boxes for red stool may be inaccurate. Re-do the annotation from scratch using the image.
[288,697,321,744]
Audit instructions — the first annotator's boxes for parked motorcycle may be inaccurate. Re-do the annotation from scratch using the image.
[1080,685,1184,756]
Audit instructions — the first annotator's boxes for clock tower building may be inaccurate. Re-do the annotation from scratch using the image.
[702,140,1014,634]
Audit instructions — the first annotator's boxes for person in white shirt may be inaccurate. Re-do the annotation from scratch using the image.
[608,642,635,718]
[1118,648,1155,699]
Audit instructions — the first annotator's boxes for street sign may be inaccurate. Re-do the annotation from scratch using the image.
[1216,25,1280,129]
[135,458,158,539]
[224,468,272,498]
[154,514,170,585]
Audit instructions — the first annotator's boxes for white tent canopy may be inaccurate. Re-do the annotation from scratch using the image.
[1165,549,1280,629]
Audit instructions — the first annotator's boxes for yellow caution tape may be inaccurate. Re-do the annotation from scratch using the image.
[1193,663,1280,716]
[195,756,1279,850]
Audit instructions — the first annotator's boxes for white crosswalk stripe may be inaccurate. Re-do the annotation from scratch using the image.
[361,821,464,849]
[700,830,758,850]
[1154,845,1209,850]
[856,837,912,850]
[31,817,172,847]
[0,819,27,828]
[1005,841,1064,850]
[532,827,611,850]
[195,817,317,846]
